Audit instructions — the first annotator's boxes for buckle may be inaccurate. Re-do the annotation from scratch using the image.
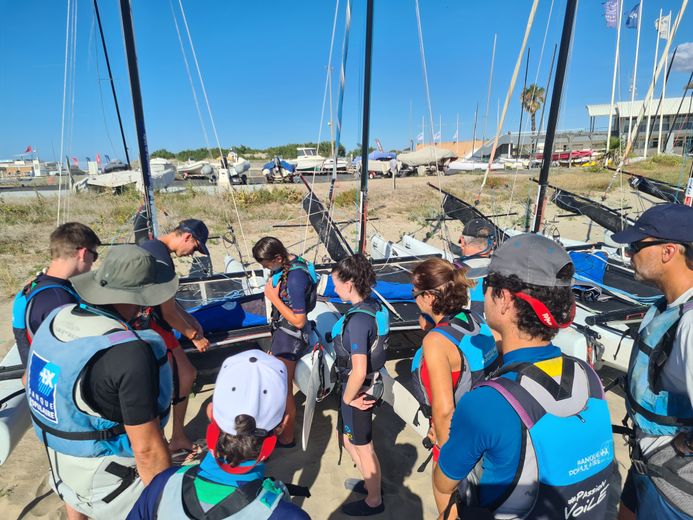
[631,458,647,475]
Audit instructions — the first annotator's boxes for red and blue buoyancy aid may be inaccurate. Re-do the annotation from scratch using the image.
[270,256,319,338]
[27,304,172,458]
[11,277,78,364]
[474,355,614,519]
[411,310,498,419]
[332,300,389,384]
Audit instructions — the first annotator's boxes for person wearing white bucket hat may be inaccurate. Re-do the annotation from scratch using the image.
[128,349,310,520]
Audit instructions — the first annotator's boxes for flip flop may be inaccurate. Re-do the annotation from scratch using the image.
[341,499,385,517]
[181,441,207,465]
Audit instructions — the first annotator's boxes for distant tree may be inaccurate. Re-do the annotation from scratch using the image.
[151,149,175,159]
[521,84,546,133]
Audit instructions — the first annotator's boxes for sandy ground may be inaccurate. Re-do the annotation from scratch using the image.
[0,169,662,518]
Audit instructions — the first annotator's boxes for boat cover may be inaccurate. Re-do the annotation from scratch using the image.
[398,146,457,166]
[263,159,296,173]
[322,277,414,302]
[184,295,268,334]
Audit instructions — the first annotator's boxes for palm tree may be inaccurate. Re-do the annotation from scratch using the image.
[521,84,546,133]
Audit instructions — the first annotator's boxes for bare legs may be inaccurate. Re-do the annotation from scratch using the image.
[277,357,297,445]
[343,435,382,507]
[168,347,197,452]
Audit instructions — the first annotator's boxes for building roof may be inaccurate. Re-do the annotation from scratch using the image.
[586,96,693,118]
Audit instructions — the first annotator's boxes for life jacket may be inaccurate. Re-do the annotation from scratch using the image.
[472,355,614,519]
[410,310,498,420]
[11,277,78,363]
[270,256,319,338]
[623,296,693,510]
[155,465,290,519]
[26,304,172,458]
[332,300,389,384]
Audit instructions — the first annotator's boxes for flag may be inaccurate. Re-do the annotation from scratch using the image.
[603,0,619,28]
[625,3,639,29]
[452,129,459,141]
[24,145,32,153]
[71,157,78,166]
[96,153,102,165]
[433,131,441,141]
[656,13,671,40]
[104,154,111,163]
[416,132,424,142]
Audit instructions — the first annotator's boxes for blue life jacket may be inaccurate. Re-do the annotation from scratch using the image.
[475,355,614,519]
[27,304,172,458]
[270,256,319,336]
[155,465,289,519]
[332,300,389,382]
[626,296,693,437]
[11,278,78,364]
[410,310,498,419]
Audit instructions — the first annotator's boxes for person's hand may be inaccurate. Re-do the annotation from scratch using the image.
[427,426,437,446]
[264,279,280,303]
[192,336,210,352]
[347,393,376,411]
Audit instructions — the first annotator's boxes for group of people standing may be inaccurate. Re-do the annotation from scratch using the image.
[11,201,693,520]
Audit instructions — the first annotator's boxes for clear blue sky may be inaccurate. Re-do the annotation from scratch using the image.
[1,0,691,163]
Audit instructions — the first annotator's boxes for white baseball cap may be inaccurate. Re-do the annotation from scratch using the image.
[212,350,288,436]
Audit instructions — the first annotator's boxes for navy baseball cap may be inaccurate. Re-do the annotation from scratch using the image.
[179,219,210,255]
[463,218,495,238]
[611,204,693,244]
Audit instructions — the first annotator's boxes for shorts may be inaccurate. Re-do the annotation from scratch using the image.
[621,466,693,519]
[340,396,374,446]
[271,326,309,361]
[150,320,180,352]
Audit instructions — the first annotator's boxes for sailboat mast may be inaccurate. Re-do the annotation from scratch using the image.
[532,0,578,233]
[118,0,158,238]
[94,0,130,167]
[357,0,374,255]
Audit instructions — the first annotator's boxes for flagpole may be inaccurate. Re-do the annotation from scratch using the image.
[438,114,442,145]
[604,0,624,166]
[456,113,459,155]
[628,0,644,137]
[472,102,479,157]
[657,10,671,154]
[645,8,662,158]
[421,116,425,147]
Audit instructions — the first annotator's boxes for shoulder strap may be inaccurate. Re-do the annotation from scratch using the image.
[24,284,80,337]
[648,297,693,392]
[180,466,264,520]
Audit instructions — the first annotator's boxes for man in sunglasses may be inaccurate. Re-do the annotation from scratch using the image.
[457,218,496,316]
[610,203,693,520]
[434,233,614,519]
[13,221,101,368]
[139,219,211,459]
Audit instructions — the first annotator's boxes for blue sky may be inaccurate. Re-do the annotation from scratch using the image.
[1,0,692,163]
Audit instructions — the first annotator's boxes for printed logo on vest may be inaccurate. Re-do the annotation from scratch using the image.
[564,479,609,518]
[28,352,60,424]
[568,446,611,477]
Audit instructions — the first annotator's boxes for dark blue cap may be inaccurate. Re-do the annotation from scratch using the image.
[178,219,209,255]
[611,204,693,244]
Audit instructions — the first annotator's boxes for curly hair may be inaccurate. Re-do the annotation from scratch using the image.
[412,258,473,316]
[214,414,268,467]
[486,264,575,341]
[331,253,376,298]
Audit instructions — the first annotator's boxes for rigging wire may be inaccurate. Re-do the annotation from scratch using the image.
[57,0,74,227]
[475,0,540,204]
[65,0,80,222]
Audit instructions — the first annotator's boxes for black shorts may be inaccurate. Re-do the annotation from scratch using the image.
[270,326,309,361]
[340,396,374,446]
[621,466,636,513]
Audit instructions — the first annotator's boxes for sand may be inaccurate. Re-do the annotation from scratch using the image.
[0,170,659,518]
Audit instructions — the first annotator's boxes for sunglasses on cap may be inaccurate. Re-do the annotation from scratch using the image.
[625,239,681,256]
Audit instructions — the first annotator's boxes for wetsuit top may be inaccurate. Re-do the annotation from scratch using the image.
[26,274,78,334]
[281,267,312,316]
[438,345,560,509]
[127,453,310,520]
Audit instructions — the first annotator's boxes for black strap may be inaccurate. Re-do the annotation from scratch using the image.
[31,411,126,441]
[181,466,264,520]
[416,450,434,473]
[102,462,138,504]
[625,390,693,427]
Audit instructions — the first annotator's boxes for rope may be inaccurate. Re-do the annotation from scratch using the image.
[176,0,253,272]
[603,0,689,198]
[476,0,540,204]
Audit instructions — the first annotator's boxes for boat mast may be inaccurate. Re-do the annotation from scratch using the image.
[532,0,578,233]
[357,0,374,254]
[118,0,158,238]
[94,0,131,167]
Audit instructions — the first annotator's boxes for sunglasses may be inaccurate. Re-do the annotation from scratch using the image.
[411,288,426,299]
[482,277,492,293]
[78,247,99,261]
[625,239,676,256]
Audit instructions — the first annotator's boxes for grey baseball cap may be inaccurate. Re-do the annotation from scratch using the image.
[488,233,573,287]
[71,245,179,306]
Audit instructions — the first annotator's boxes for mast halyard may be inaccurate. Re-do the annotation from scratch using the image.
[118,0,158,238]
[93,0,131,167]
[357,0,374,254]
[532,0,578,233]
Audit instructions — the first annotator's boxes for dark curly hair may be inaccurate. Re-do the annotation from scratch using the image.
[215,414,269,467]
[331,253,376,298]
[486,263,575,341]
[412,258,472,316]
